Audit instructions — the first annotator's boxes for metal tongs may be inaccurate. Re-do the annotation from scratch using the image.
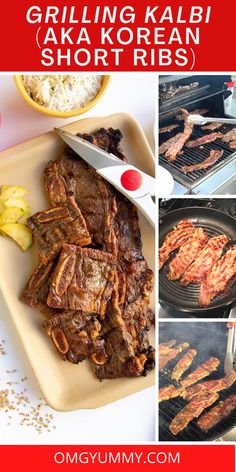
[187,114,236,126]
[224,325,236,374]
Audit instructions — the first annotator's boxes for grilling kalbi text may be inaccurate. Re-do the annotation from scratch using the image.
[158,339,236,436]
[159,107,236,173]
[159,219,236,306]
[21,128,155,380]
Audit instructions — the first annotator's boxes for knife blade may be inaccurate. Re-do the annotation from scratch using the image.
[54,127,156,228]
[54,128,124,170]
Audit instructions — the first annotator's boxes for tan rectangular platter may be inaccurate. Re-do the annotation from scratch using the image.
[0,113,155,411]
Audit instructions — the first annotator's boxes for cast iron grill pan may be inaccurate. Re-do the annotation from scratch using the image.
[159,323,236,442]
[159,207,236,313]
[159,120,236,191]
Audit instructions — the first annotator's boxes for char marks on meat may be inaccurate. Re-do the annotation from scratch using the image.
[222,128,236,143]
[168,228,208,281]
[169,393,219,435]
[186,132,223,148]
[159,339,177,355]
[159,124,179,134]
[181,357,220,388]
[182,150,223,174]
[43,311,105,364]
[171,349,197,382]
[159,356,220,402]
[181,235,228,285]
[113,194,153,307]
[159,220,194,269]
[159,343,189,370]
[22,127,155,380]
[199,245,236,306]
[44,128,121,253]
[197,394,236,432]
[21,260,59,316]
[47,244,116,317]
[165,109,193,162]
[183,371,236,401]
[201,123,222,131]
[27,197,91,264]
[159,384,185,403]
[91,290,155,378]
[159,133,183,156]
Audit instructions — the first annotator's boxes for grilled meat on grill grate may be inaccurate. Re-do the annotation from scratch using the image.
[197,394,236,432]
[181,150,223,174]
[169,392,219,436]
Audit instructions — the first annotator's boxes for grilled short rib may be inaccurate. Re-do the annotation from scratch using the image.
[159,357,220,403]
[27,197,91,264]
[171,349,197,382]
[197,394,236,432]
[22,127,155,380]
[159,124,179,134]
[183,371,236,401]
[159,220,194,269]
[169,393,219,435]
[44,128,154,308]
[43,128,121,253]
[91,295,155,379]
[159,340,177,355]
[186,132,223,148]
[222,127,236,143]
[159,343,189,370]
[47,244,116,317]
[199,245,236,306]
[181,150,223,174]
[165,109,193,162]
[21,260,59,316]
[181,234,228,286]
[43,311,105,364]
[168,228,208,281]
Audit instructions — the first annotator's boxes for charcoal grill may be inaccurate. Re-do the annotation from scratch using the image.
[159,75,236,194]
[159,322,236,441]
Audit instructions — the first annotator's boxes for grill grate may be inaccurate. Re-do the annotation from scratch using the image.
[159,121,236,190]
[159,323,236,441]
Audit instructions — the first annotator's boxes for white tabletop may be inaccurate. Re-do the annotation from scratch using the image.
[0,74,156,444]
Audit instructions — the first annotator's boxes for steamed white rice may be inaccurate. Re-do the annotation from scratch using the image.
[23,75,103,112]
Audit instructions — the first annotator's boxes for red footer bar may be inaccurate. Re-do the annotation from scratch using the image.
[0,445,234,471]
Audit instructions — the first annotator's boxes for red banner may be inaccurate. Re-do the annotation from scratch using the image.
[0,445,234,471]
[0,0,234,71]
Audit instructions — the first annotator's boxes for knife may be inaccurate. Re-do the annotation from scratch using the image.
[224,324,236,374]
[54,128,156,228]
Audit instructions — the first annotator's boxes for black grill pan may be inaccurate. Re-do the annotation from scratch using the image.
[159,207,236,314]
[159,322,236,442]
